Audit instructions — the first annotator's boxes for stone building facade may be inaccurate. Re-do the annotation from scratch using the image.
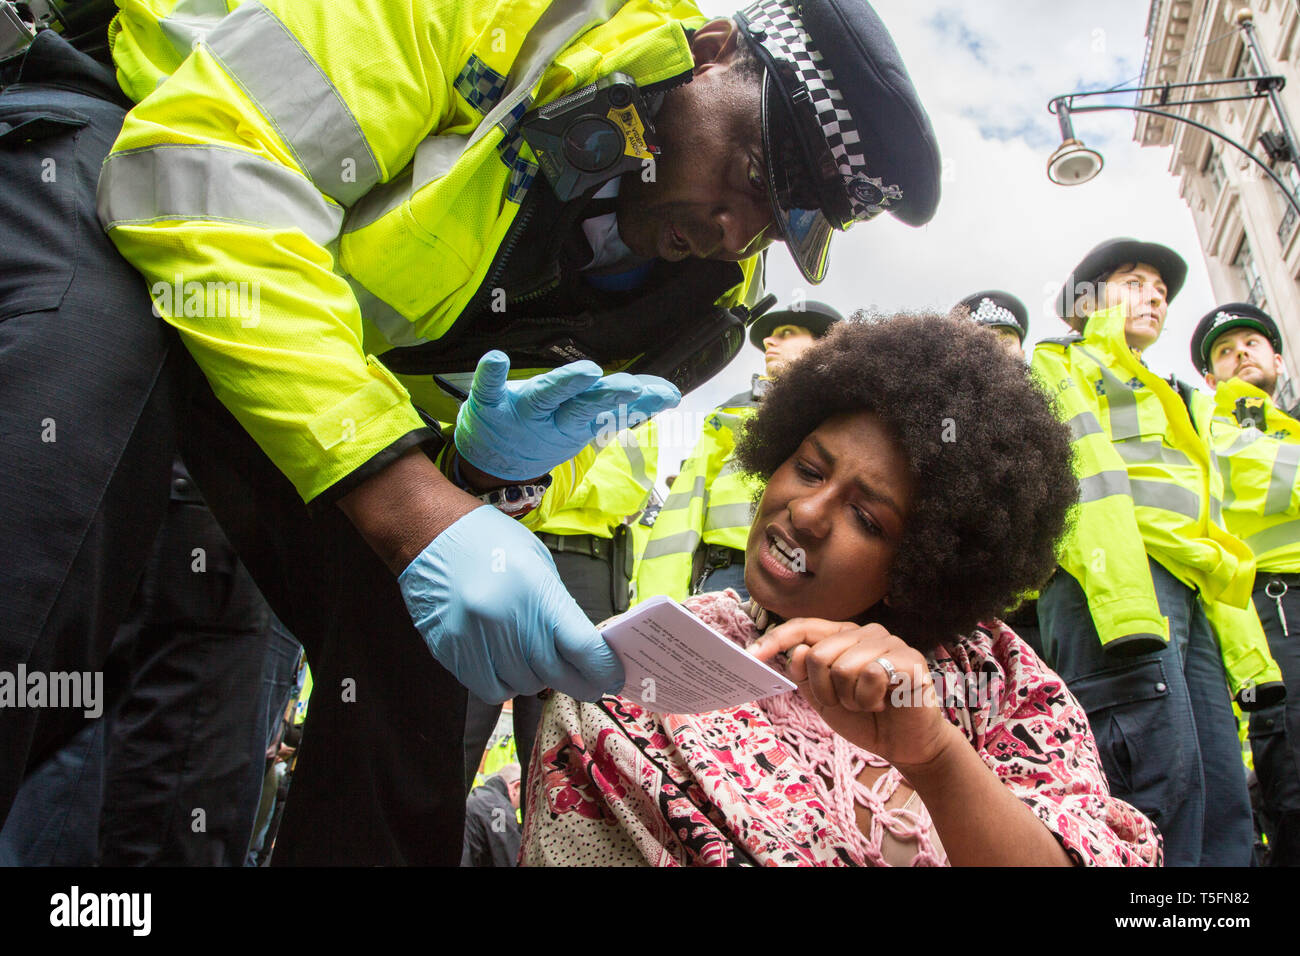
[1139,0,1300,402]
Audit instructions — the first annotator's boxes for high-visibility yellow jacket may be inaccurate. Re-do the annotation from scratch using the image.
[530,420,658,539]
[629,495,660,591]
[1209,378,1300,574]
[101,0,761,506]
[1031,305,1281,703]
[634,380,763,603]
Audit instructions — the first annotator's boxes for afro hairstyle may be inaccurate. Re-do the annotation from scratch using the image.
[734,311,1077,651]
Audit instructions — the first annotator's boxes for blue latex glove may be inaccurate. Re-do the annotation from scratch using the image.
[454,350,680,481]
[399,506,626,703]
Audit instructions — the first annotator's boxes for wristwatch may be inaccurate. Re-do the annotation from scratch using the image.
[477,478,552,519]
[446,446,551,519]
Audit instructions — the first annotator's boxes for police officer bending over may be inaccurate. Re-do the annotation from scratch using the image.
[0,0,939,864]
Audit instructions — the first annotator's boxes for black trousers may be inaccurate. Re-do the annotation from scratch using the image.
[0,474,278,867]
[1249,574,1300,866]
[0,33,466,865]
[97,477,276,866]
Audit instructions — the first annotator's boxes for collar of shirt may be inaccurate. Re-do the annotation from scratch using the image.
[580,179,651,274]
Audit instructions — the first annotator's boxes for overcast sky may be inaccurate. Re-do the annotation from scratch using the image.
[654,0,1214,485]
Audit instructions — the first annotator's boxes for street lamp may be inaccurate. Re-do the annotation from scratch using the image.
[1046,9,1300,217]
[1047,100,1103,185]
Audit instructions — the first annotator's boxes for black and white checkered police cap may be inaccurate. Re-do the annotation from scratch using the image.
[734,0,941,282]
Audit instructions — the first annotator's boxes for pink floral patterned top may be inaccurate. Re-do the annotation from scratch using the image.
[520,590,1162,867]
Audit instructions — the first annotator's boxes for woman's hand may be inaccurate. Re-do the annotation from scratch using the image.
[750,619,956,773]
[753,619,1075,865]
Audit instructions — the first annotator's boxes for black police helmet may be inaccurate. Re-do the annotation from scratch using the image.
[1056,238,1187,322]
[954,290,1028,343]
[1190,302,1283,374]
[749,300,843,350]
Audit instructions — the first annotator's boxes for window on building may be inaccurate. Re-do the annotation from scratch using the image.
[1232,43,1255,79]
[1234,234,1268,308]
[1203,146,1228,198]
[1277,160,1300,245]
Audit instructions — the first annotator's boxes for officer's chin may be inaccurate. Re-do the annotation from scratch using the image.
[615,214,657,260]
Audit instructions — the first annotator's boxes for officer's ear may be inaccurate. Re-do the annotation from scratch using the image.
[1204,371,1219,389]
[689,19,741,74]
[1272,351,1286,377]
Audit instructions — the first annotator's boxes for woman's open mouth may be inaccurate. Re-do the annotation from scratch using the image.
[759,531,811,579]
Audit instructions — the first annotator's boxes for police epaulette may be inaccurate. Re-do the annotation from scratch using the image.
[1038,333,1083,347]
[720,391,760,410]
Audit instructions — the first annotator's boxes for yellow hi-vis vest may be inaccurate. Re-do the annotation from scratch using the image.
[100,0,761,505]
[530,420,658,538]
[1031,306,1281,704]
[1209,378,1300,574]
[634,383,762,603]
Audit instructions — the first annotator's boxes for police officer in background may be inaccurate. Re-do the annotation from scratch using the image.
[0,1,940,863]
[1193,302,1300,864]
[955,289,1029,360]
[1032,238,1282,866]
[953,290,1043,657]
[636,301,842,602]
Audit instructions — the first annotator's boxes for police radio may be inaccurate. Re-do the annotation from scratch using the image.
[1234,396,1268,431]
[520,72,659,201]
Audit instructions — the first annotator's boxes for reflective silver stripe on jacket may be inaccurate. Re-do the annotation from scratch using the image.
[624,431,650,492]
[1264,442,1300,516]
[1132,480,1201,521]
[1067,410,1103,440]
[342,0,634,235]
[345,276,431,348]
[98,144,343,247]
[717,458,743,479]
[1222,454,1239,511]
[1247,519,1300,556]
[204,1,381,206]
[640,530,701,561]
[704,502,753,533]
[1222,427,1267,456]
[1113,439,1194,468]
[1078,469,1129,503]
[157,0,231,58]
[658,476,706,514]
[640,475,708,560]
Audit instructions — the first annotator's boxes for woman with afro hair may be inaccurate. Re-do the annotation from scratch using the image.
[520,312,1162,866]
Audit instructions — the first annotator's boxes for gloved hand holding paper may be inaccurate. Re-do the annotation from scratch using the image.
[400,506,624,703]
[601,596,795,714]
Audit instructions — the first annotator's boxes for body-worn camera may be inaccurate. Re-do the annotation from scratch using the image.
[520,72,659,201]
